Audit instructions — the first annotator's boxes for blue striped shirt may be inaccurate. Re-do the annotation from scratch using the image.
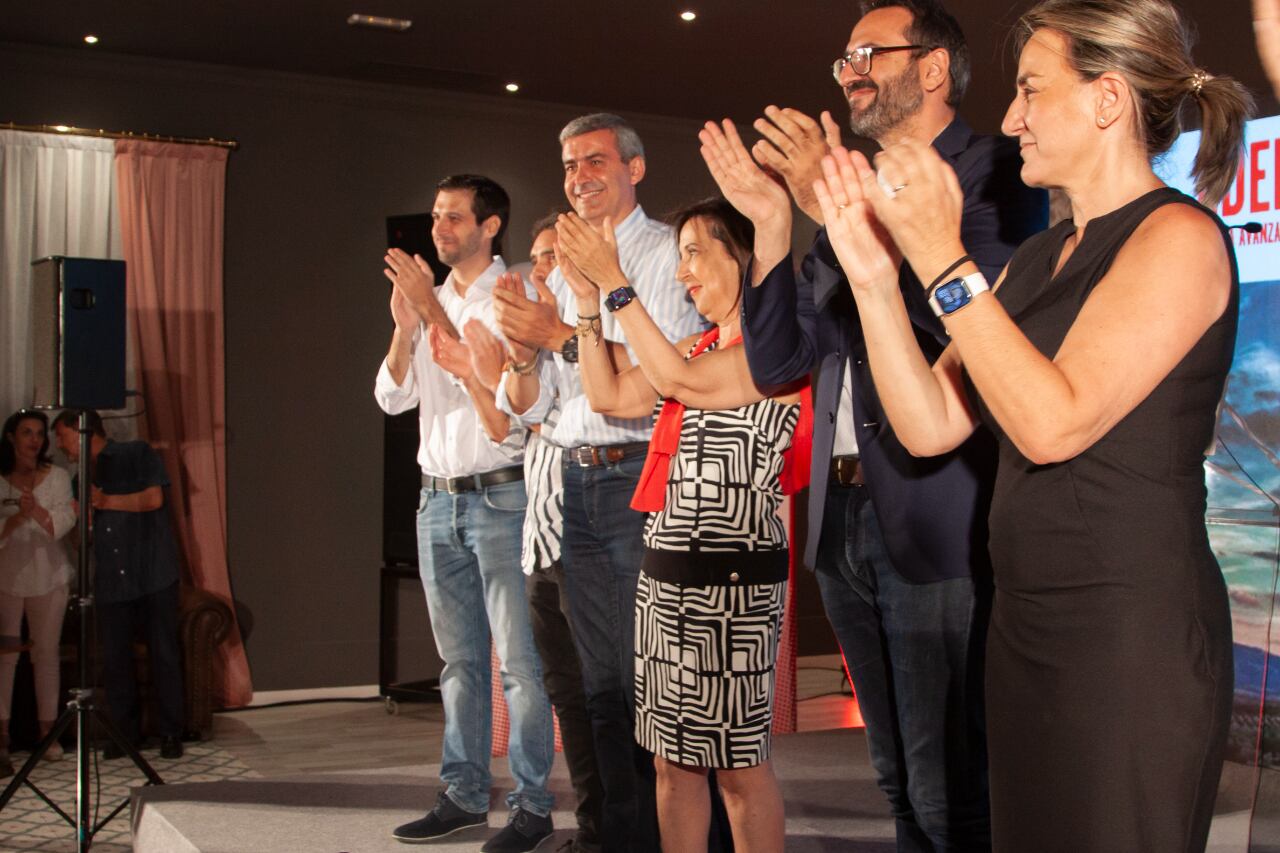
[498,205,705,448]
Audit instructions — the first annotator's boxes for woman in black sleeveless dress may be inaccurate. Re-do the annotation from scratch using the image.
[810,0,1252,849]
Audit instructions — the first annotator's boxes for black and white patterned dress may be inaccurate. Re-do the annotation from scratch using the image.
[634,369,799,769]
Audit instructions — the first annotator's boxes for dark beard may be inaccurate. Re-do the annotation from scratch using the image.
[846,64,924,140]
[436,231,483,268]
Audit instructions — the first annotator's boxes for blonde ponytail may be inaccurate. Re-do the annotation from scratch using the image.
[1017,0,1254,205]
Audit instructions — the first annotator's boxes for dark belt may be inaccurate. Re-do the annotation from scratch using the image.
[831,454,864,487]
[566,441,650,467]
[422,465,524,494]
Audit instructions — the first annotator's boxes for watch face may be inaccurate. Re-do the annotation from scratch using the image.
[561,334,579,363]
[934,279,972,314]
[605,286,635,312]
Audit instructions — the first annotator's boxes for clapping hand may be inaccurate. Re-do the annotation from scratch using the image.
[554,241,602,304]
[1256,0,1280,97]
[384,249,436,306]
[493,271,558,356]
[811,147,901,295]
[389,286,418,333]
[556,214,626,293]
[750,106,844,225]
[862,141,967,283]
[464,319,508,392]
[428,323,474,381]
[698,119,792,231]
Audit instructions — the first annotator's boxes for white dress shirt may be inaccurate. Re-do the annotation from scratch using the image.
[375,257,524,478]
[497,206,705,448]
[833,363,860,457]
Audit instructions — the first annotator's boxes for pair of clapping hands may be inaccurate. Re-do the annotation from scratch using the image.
[699,106,966,296]
[3,487,38,517]
[381,250,527,392]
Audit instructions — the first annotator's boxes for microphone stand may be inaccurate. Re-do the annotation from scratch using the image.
[0,411,163,851]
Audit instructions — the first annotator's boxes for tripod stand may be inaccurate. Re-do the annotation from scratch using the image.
[0,412,163,851]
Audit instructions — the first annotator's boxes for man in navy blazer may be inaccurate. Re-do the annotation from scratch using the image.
[743,1,1047,849]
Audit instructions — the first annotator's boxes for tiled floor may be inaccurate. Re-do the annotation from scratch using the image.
[0,742,258,851]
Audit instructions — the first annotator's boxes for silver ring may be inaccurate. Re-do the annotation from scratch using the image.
[876,170,908,198]
[837,203,849,210]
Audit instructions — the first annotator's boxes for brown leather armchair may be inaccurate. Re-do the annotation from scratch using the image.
[89,584,235,741]
[171,585,235,739]
[12,585,235,750]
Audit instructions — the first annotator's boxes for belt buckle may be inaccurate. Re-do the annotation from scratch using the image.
[572,445,601,467]
[834,455,861,486]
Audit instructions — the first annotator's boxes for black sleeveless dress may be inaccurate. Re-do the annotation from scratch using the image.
[975,188,1237,852]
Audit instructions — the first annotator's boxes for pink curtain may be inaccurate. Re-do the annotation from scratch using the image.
[113,140,252,707]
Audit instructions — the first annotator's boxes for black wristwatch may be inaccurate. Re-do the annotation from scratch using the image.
[560,333,579,363]
[604,285,637,313]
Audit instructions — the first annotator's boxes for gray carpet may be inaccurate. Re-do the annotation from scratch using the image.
[130,729,891,852]
[126,729,1251,853]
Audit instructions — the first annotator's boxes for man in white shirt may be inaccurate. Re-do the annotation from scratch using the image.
[375,174,554,852]
[495,114,703,852]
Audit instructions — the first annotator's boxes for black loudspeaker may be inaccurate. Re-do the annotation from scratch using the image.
[381,215,448,566]
[30,256,127,410]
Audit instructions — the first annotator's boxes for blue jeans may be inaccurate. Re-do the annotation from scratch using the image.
[815,483,991,853]
[416,479,555,816]
[559,452,659,852]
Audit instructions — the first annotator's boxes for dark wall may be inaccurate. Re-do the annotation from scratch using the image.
[0,44,730,690]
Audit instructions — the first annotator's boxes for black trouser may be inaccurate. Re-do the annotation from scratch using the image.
[527,561,604,848]
[97,581,185,742]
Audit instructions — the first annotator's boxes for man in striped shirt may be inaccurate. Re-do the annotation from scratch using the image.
[496,113,703,852]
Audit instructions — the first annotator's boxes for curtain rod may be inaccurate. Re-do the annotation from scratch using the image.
[1,121,238,151]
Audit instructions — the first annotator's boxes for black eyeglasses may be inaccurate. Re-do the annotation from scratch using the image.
[832,45,927,81]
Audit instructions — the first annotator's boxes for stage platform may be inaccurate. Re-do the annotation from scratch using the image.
[130,728,1253,853]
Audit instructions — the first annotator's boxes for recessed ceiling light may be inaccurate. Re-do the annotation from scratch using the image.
[53,125,71,133]
[680,10,697,21]
[346,14,412,31]
[83,35,99,44]
[505,82,520,93]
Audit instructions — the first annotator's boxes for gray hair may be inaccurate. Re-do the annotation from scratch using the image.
[558,113,645,162]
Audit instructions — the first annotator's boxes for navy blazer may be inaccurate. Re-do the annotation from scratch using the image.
[741,117,1048,582]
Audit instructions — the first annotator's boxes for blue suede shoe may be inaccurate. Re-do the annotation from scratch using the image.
[481,807,553,853]
[392,791,487,843]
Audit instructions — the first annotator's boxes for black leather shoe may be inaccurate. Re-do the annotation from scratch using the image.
[481,807,553,853]
[160,736,184,759]
[392,791,487,843]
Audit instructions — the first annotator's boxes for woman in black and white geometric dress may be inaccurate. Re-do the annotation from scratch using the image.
[557,196,807,852]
